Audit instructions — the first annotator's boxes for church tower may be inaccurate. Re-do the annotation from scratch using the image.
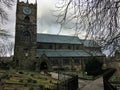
[14,0,37,69]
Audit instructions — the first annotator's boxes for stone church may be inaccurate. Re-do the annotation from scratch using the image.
[13,0,105,71]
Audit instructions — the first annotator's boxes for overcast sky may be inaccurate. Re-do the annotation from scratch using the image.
[2,0,109,56]
[5,0,80,41]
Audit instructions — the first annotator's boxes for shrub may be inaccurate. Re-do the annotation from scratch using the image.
[24,83,27,87]
[27,78,33,83]
[1,73,9,79]
[32,80,37,83]
[85,56,103,76]
[29,87,34,90]
[6,76,10,80]
[44,78,48,80]
[14,88,17,90]
[0,62,10,70]
[18,71,24,74]
[39,85,44,89]
[30,74,34,77]
[53,67,65,71]
[19,79,23,83]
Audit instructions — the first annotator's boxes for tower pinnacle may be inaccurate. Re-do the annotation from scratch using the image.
[27,0,29,3]
[35,0,37,4]
[17,0,19,3]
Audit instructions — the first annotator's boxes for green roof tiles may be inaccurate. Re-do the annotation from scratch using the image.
[37,34,82,44]
[36,49,103,57]
[83,40,100,47]
[37,34,100,47]
[37,49,90,57]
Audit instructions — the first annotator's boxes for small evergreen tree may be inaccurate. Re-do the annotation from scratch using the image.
[85,56,103,76]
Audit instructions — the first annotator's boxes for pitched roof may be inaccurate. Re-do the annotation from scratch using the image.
[36,49,90,57]
[83,40,100,47]
[37,34,82,44]
[37,34,100,47]
[85,50,105,56]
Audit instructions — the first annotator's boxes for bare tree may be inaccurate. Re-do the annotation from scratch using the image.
[0,0,14,23]
[0,0,14,57]
[0,40,14,57]
[0,0,14,36]
[7,41,14,56]
[0,44,7,57]
[55,0,120,54]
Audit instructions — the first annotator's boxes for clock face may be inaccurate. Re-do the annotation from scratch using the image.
[23,7,31,15]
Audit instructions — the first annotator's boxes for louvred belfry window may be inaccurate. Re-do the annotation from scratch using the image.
[24,16,30,23]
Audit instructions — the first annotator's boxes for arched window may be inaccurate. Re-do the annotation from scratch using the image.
[22,31,31,41]
[24,16,30,23]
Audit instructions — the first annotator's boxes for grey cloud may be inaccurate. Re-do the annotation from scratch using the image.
[5,0,76,37]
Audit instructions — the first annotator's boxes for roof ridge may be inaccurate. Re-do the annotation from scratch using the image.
[37,49,84,51]
[37,33,78,38]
